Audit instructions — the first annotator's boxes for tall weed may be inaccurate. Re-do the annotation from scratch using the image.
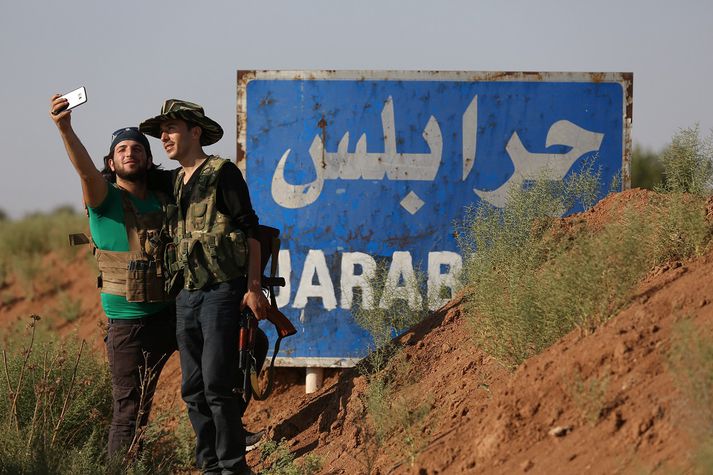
[658,125,713,195]
[456,168,605,366]
[0,316,189,474]
[632,144,664,190]
[352,261,430,371]
[0,316,112,474]
[350,261,434,469]
[457,143,713,367]
[259,438,323,475]
[651,193,711,263]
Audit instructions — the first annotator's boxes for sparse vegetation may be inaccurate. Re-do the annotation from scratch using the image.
[2,125,713,473]
[0,208,87,299]
[0,316,192,475]
[360,350,432,459]
[351,262,434,470]
[0,316,112,474]
[457,128,713,368]
[657,125,713,195]
[258,438,323,475]
[352,262,430,361]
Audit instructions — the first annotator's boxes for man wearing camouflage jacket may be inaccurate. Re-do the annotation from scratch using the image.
[140,100,269,475]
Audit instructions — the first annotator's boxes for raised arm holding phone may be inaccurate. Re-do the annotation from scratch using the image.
[49,92,177,461]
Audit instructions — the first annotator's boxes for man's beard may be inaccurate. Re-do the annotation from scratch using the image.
[115,167,147,183]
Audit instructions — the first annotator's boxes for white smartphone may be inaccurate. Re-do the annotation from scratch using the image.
[57,86,87,112]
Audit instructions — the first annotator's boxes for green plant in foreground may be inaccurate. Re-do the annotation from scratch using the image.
[651,192,711,263]
[0,317,193,475]
[0,316,112,475]
[456,169,606,366]
[258,438,322,475]
[657,125,713,195]
[356,348,432,471]
[352,260,431,359]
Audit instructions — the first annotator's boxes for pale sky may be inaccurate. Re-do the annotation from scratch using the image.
[0,0,711,219]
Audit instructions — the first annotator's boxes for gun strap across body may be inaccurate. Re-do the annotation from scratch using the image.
[250,226,283,401]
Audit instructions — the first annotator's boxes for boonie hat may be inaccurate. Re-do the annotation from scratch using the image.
[139,99,223,146]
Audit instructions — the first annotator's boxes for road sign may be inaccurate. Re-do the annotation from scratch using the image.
[237,70,633,366]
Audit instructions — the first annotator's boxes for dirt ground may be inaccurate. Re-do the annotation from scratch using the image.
[0,188,709,474]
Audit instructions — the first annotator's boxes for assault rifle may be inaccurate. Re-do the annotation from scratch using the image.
[235,226,297,402]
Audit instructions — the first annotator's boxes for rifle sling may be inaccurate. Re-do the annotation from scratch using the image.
[249,332,285,401]
[249,227,289,401]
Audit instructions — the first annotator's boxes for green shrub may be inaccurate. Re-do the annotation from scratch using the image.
[0,316,194,474]
[0,316,112,474]
[352,261,430,349]
[124,410,195,474]
[652,193,711,263]
[349,260,434,469]
[258,438,322,475]
[457,154,713,367]
[360,351,431,466]
[658,125,713,195]
[456,170,600,366]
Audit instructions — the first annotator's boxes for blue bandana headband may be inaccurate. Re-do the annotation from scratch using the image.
[109,127,152,157]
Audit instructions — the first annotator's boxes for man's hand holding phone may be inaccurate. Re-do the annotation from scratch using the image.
[50,86,87,128]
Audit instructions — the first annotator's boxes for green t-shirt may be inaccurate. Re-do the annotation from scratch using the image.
[88,185,169,319]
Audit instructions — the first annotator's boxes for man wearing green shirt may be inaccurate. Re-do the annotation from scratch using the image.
[50,94,176,459]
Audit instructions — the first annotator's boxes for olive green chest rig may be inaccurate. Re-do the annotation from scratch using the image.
[91,187,171,303]
[167,156,248,290]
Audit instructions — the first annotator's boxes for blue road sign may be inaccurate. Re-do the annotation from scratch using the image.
[237,71,633,366]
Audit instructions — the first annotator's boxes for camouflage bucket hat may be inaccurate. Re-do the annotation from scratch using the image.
[139,99,224,146]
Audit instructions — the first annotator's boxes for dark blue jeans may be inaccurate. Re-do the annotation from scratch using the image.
[176,278,248,474]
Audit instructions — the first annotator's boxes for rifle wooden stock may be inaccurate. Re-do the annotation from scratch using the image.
[265,306,297,338]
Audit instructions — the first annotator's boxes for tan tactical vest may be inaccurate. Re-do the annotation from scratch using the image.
[170,156,248,290]
[94,188,170,303]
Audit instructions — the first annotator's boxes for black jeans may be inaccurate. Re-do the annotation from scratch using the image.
[176,278,248,474]
[105,305,177,458]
